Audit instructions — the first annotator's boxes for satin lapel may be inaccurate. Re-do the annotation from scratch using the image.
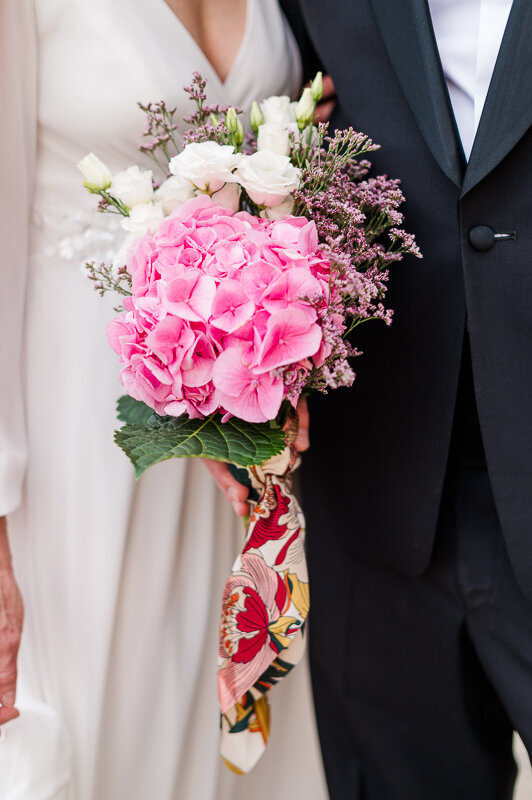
[461,0,532,197]
[369,0,465,188]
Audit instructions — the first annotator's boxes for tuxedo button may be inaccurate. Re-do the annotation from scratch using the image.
[469,225,495,251]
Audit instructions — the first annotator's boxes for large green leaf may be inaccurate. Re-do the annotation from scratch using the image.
[114,411,286,478]
[116,396,157,425]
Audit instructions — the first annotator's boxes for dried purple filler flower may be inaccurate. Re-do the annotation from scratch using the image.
[291,125,421,394]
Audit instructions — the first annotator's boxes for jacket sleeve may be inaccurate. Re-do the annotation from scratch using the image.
[0,0,38,516]
[280,0,324,84]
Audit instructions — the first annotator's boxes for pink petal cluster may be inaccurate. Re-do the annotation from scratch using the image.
[107,195,333,422]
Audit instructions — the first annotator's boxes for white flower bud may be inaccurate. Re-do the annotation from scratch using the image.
[295,87,315,131]
[235,118,245,148]
[226,107,238,133]
[311,72,324,103]
[250,101,264,133]
[226,108,244,148]
[77,153,112,190]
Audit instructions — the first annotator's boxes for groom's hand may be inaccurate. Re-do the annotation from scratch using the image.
[0,517,23,725]
[203,397,310,517]
[314,75,336,124]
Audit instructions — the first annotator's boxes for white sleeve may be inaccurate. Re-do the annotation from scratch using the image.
[0,0,37,515]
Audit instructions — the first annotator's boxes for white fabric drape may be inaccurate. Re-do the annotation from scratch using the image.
[0,0,37,516]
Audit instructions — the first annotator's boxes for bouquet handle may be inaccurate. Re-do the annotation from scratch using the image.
[218,411,309,774]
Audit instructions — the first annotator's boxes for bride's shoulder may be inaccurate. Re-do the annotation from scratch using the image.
[34,0,71,31]
[34,0,110,35]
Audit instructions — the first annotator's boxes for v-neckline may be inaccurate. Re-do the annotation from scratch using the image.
[157,0,253,91]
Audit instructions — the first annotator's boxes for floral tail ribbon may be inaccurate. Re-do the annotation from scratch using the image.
[218,415,309,774]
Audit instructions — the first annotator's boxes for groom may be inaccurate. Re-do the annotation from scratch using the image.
[280,1,532,798]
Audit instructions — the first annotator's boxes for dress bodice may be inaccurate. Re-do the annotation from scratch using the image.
[30,0,302,262]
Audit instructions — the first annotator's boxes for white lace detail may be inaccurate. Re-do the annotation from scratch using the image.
[31,203,124,266]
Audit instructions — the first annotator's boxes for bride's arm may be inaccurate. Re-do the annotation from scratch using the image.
[0,517,24,724]
[0,0,38,722]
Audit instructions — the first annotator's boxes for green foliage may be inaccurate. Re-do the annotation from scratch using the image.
[114,400,286,478]
[116,396,157,425]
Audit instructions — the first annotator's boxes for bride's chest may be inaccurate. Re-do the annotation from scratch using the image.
[34,0,301,153]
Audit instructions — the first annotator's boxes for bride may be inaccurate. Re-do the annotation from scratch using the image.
[0,1,327,798]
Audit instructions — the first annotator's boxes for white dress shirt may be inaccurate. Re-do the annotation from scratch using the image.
[428,0,513,159]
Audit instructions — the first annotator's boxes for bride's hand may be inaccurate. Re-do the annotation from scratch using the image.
[0,517,23,725]
[202,397,310,517]
[314,75,336,124]
[202,459,251,517]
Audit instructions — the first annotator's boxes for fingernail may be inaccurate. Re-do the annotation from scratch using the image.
[232,502,246,517]
[227,487,238,502]
[1,692,16,707]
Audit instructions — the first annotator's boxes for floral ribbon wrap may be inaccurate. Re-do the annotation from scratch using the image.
[218,422,309,774]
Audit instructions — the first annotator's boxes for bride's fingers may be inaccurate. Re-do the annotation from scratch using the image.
[202,459,250,517]
[203,397,310,509]
[0,705,19,725]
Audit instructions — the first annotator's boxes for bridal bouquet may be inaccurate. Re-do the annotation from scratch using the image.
[78,73,420,773]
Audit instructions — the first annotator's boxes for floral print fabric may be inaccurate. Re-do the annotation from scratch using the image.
[218,430,309,773]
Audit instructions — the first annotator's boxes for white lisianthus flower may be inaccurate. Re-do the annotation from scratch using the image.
[210,182,242,213]
[121,202,164,234]
[257,122,291,157]
[260,194,295,221]
[169,142,241,193]
[235,151,301,208]
[155,175,196,215]
[260,95,297,125]
[110,166,154,208]
[77,153,112,190]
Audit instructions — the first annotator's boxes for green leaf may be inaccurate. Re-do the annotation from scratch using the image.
[116,396,157,425]
[114,413,286,478]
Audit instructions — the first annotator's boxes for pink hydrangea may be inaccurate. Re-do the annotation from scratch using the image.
[107,195,334,422]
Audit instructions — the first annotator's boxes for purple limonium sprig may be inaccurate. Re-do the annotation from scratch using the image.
[138,100,181,175]
[290,123,421,394]
[182,72,244,147]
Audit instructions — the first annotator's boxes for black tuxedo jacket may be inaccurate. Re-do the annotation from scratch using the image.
[281,0,532,598]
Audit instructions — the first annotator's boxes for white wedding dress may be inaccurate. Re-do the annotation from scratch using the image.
[0,1,328,799]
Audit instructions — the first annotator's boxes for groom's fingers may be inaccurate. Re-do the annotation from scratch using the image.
[202,459,250,517]
[315,100,336,123]
[314,74,336,123]
[295,397,310,452]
